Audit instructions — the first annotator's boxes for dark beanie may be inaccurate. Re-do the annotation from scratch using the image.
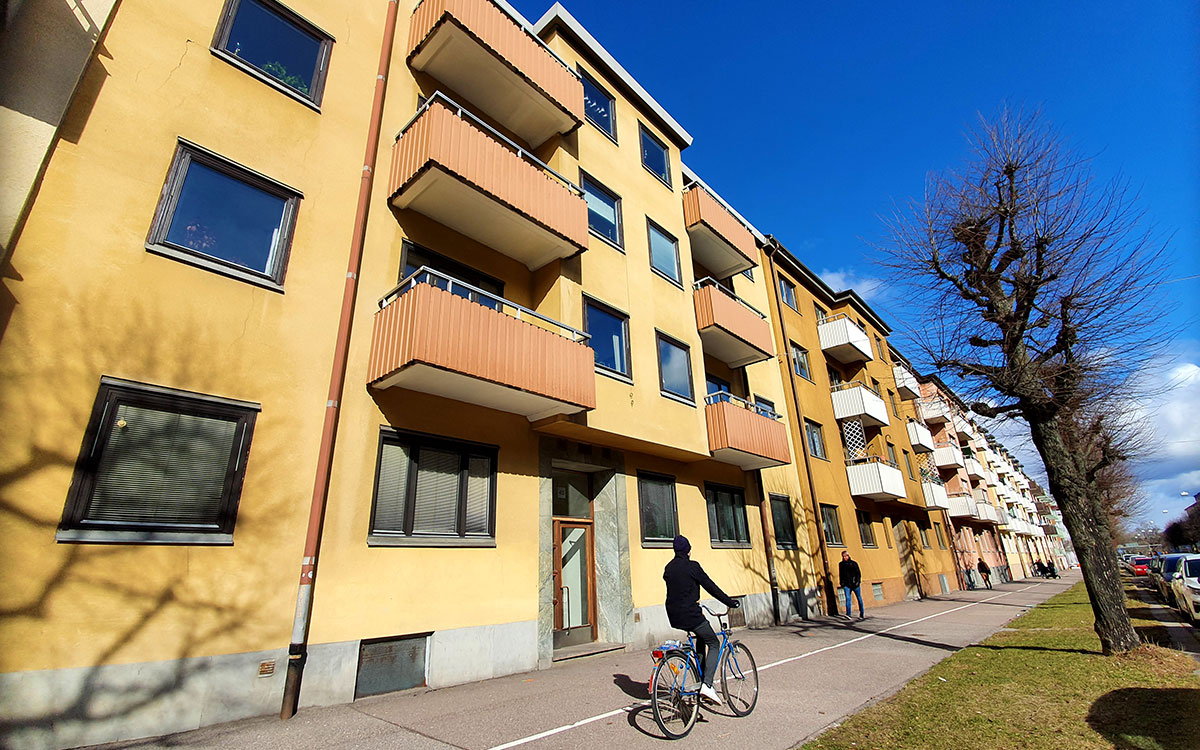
[673,535,691,555]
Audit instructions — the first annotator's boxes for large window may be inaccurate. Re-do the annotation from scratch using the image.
[706,483,749,546]
[770,494,798,550]
[918,524,932,548]
[148,141,300,289]
[934,522,947,549]
[779,277,798,310]
[584,298,630,378]
[856,510,877,547]
[903,450,915,479]
[638,472,677,544]
[804,419,827,460]
[57,378,259,544]
[213,0,333,105]
[790,342,812,380]
[639,124,671,185]
[819,503,844,546]
[370,430,497,544]
[647,219,681,284]
[581,173,622,248]
[580,67,615,139]
[656,332,694,402]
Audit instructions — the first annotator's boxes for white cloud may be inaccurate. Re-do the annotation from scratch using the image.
[1130,347,1200,526]
[817,268,886,302]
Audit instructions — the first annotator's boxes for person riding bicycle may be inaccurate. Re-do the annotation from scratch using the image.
[664,534,740,706]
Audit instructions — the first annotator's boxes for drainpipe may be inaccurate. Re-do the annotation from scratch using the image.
[280,0,400,719]
[762,240,838,617]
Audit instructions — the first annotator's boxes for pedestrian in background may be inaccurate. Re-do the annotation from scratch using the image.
[838,551,864,620]
[976,557,992,590]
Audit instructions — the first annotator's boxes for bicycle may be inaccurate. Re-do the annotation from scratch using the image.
[648,604,759,739]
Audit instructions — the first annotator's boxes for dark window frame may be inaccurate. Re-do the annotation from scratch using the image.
[580,171,624,250]
[578,66,617,141]
[368,427,499,547]
[705,482,751,547]
[583,296,632,381]
[637,471,679,546]
[805,419,827,460]
[646,217,682,286]
[655,330,695,404]
[769,494,798,550]
[146,139,301,292]
[934,521,947,549]
[754,395,777,419]
[903,450,915,479]
[57,377,260,544]
[856,510,877,548]
[919,524,932,549]
[819,503,844,546]
[638,123,672,187]
[779,277,798,311]
[211,0,334,109]
[790,341,812,381]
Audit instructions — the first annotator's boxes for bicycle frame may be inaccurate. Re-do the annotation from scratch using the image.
[650,605,748,694]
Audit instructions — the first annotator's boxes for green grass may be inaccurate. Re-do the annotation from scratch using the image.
[801,582,1200,750]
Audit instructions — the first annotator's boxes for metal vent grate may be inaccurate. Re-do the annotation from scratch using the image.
[939,574,949,594]
[872,583,885,600]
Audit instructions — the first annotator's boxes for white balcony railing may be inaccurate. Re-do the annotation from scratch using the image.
[830,381,890,427]
[817,314,873,363]
[933,443,965,469]
[906,420,935,453]
[892,365,919,400]
[947,494,978,518]
[922,480,950,509]
[845,456,906,501]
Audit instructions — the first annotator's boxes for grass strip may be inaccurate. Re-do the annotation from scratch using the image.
[800,581,1200,750]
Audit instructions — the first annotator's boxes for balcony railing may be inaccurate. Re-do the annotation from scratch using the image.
[389,93,588,270]
[704,393,790,470]
[906,420,935,453]
[845,455,906,501]
[963,456,985,479]
[408,0,583,146]
[368,267,595,418]
[921,479,950,510]
[947,494,979,518]
[830,381,890,427]
[953,414,977,442]
[919,397,951,423]
[817,314,873,364]
[693,278,772,367]
[933,442,965,469]
[683,184,757,278]
[892,364,919,400]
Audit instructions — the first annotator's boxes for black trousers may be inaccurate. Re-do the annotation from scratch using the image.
[690,620,720,687]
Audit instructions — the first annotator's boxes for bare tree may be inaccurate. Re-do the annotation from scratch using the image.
[881,107,1171,654]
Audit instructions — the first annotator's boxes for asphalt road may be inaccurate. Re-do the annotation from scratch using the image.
[93,573,1077,750]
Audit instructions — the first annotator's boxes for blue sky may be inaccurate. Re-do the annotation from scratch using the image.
[514,1,1200,526]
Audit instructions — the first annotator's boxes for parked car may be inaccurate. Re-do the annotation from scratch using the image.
[1151,554,1190,605]
[1171,554,1200,625]
[1131,556,1151,576]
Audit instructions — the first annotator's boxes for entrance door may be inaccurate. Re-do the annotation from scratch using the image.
[893,519,920,600]
[551,469,596,649]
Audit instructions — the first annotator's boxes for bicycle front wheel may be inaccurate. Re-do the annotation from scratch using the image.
[720,641,759,716]
[651,652,700,739]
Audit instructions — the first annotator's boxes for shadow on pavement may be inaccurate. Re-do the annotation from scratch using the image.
[612,673,649,700]
[830,624,961,653]
[974,643,1101,655]
[1086,687,1200,750]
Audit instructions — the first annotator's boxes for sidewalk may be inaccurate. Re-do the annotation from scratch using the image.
[94,574,1077,750]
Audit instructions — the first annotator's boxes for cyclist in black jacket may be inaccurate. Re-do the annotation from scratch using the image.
[663,534,740,705]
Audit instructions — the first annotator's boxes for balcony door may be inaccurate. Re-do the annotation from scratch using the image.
[552,469,597,649]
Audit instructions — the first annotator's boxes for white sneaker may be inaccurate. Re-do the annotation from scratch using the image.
[699,683,723,705]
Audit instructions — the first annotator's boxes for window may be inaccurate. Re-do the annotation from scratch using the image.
[57,377,259,544]
[918,524,932,548]
[581,173,622,248]
[770,494,798,550]
[583,298,630,378]
[647,219,681,283]
[779,277,798,310]
[888,390,899,417]
[754,396,777,419]
[705,374,731,399]
[639,124,671,185]
[147,141,300,289]
[741,268,754,281]
[870,378,881,395]
[884,520,893,548]
[656,332,694,402]
[805,420,827,460]
[638,472,677,543]
[903,450,914,479]
[580,68,615,139]
[852,510,875,547]
[934,522,947,549]
[790,342,811,380]
[213,0,333,106]
[814,303,828,322]
[827,367,843,386]
[402,241,503,310]
[886,442,898,465]
[370,430,497,544]
[874,335,886,362]
[819,504,844,546]
[706,483,749,546]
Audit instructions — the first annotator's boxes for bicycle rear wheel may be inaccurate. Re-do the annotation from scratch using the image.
[720,641,758,716]
[651,652,700,739]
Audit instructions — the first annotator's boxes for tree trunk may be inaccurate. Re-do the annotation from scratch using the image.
[1027,417,1140,654]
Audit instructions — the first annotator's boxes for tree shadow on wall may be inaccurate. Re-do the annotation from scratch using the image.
[0,292,297,748]
[1086,687,1200,750]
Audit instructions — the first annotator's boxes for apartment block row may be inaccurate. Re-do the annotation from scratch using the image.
[0,1,1070,747]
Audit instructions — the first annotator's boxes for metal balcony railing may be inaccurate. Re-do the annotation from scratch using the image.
[693,277,767,319]
[704,391,781,421]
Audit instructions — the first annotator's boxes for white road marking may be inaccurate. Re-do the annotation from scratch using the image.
[486,582,1043,749]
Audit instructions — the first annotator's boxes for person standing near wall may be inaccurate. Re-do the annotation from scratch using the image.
[838,551,864,620]
[977,557,992,590]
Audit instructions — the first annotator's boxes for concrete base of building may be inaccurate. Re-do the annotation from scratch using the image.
[0,646,288,750]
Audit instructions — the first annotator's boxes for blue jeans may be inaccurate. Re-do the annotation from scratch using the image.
[842,585,864,617]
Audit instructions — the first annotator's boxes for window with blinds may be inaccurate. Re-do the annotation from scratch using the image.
[637,472,677,544]
[370,430,497,540]
[59,378,258,537]
[705,483,749,546]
